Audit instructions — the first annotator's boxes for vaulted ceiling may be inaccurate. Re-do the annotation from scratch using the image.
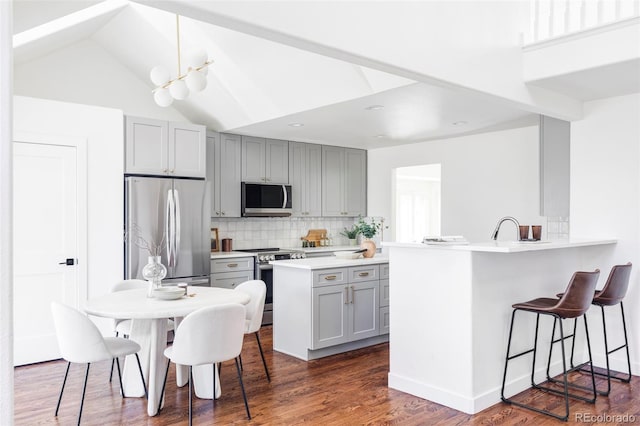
[11,0,638,149]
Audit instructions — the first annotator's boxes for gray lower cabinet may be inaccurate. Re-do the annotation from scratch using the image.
[379,263,390,334]
[210,256,254,289]
[311,267,380,350]
[379,306,390,334]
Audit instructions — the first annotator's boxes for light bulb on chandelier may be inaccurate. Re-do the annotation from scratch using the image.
[150,15,213,107]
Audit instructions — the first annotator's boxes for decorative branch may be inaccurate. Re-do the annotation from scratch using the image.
[126,224,166,257]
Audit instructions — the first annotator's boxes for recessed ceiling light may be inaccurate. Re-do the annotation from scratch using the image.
[375,134,386,138]
[365,105,385,111]
[288,123,304,127]
[452,121,468,126]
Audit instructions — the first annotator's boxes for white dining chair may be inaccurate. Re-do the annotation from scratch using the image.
[159,303,250,424]
[51,301,147,425]
[235,279,270,382]
[109,279,175,382]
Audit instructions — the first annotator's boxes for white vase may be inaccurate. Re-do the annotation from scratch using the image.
[348,238,357,246]
[142,255,167,297]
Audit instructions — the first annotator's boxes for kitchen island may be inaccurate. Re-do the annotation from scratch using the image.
[382,239,616,414]
[272,256,389,361]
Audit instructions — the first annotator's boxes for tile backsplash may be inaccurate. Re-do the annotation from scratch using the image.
[211,217,363,250]
[546,216,570,240]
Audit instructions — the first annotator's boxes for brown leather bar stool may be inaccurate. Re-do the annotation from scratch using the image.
[500,269,600,421]
[563,262,633,396]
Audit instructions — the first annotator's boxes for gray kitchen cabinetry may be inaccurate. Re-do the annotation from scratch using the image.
[289,142,322,217]
[206,132,241,217]
[311,265,380,350]
[321,146,366,217]
[241,136,289,184]
[125,116,206,178]
[379,263,390,334]
[210,256,254,289]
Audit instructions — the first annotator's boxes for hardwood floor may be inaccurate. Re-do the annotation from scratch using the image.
[14,326,640,425]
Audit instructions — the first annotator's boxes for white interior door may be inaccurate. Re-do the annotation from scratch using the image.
[13,141,80,365]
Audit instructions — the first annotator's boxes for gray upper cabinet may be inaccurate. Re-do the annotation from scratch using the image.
[207,132,242,218]
[289,142,322,217]
[125,116,206,178]
[241,136,289,184]
[322,146,366,217]
[539,115,570,217]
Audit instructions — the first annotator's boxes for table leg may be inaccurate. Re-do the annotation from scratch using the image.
[122,319,149,398]
[173,317,189,388]
[193,364,222,399]
[125,318,167,416]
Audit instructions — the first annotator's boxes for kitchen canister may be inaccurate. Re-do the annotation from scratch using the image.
[222,238,233,252]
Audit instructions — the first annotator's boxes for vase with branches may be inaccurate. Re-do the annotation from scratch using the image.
[128,224,167,297]
[356,217,383,258]
[356,217,382,239]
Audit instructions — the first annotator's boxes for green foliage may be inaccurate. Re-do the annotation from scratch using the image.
[356,217,382,239]
[340,224,360,239]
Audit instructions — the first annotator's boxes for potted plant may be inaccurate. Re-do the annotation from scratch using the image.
[356,217,382,257]
[340,225,360,246]
[356,217,382,239]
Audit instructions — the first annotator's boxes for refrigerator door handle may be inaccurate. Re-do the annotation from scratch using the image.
[174,188,181,268]
[166,189,175,267]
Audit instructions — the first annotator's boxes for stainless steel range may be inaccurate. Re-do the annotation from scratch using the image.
[235,248,306,325]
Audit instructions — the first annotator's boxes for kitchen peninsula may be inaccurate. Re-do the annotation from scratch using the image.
[272,256,389,361]
[383,239,616,414]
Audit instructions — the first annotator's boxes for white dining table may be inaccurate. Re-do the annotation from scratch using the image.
[84,286,250,416]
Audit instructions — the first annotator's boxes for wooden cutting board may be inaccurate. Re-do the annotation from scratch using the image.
[302,229,327,244]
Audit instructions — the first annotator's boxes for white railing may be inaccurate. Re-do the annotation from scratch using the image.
[529,0,640,44]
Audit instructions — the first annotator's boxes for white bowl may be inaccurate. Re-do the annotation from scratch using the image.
[334,251,362,259]
[153,287,185,300]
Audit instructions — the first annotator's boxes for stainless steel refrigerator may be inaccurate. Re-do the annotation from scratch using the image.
[125,176,210,286]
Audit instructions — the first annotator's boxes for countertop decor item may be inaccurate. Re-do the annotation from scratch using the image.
[340,225,359,245]
[302,229,329,246]
[153,287,185,300]
[334,248,367,259]
[357,217,382,258]
[211,228,219,252]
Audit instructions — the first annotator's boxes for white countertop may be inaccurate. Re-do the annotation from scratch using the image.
[210,251,256,259]
[383,238,616,253]
[283,245,361,253]
[271,255,389,270]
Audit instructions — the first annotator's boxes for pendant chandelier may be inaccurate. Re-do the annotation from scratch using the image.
[150,15,212,107]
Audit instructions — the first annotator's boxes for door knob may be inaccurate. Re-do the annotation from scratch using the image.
[58,258,76,266]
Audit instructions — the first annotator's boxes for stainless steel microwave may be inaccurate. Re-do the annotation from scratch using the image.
[241,183,292,217]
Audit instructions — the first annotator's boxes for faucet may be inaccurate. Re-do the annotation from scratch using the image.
[491,216,520,240]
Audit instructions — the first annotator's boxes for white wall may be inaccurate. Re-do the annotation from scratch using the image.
[571,93,640,372]
[13,39,187,123]
[368,126,544,243]
[13,96,124,304]
[0,1,14,422]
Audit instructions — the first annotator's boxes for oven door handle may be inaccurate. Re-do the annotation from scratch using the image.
[258,264,273,270]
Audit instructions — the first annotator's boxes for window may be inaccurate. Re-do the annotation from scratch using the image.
[393,164,441,242]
